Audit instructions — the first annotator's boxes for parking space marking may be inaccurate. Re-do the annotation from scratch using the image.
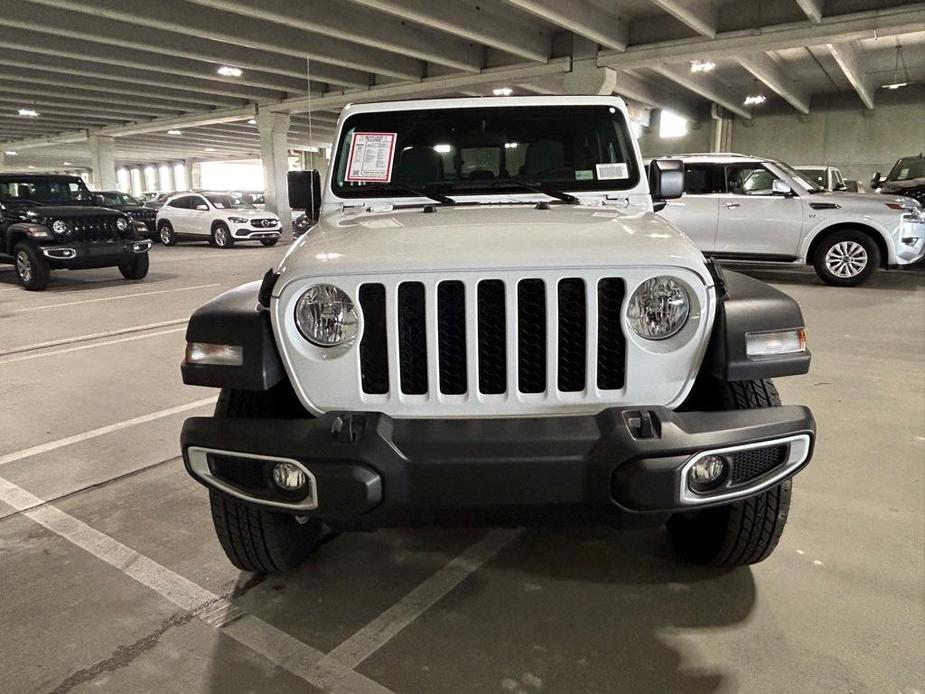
[16,283,221,312]
[0,318,188,357]
[0,397,217,467]
[0,476,395,694]
[0,327,186,365]
[324,528,523,669]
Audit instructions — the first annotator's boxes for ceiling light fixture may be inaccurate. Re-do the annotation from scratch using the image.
[18,108,39,117]
[492,87,513,96]
[882,44,911,90]
[690,59,716,73]
[167,129,183,135]
[744,78,766,106]
[205,147,216,152]
[247,118,257,125]
[63,161,72,165]
[217,66,243,77]
[4,150,17,155]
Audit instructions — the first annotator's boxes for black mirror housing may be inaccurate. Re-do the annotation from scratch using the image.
[288,170,322,221]
[871,172,882,188]
[649,159,684,201]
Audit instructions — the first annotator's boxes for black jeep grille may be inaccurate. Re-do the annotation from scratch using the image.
[730,445,789,484]
[69,216,121,243]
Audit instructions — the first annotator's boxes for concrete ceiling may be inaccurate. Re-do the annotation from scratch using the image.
[0,0,922,171]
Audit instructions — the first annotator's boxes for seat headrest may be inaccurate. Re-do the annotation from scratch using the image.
[521,140,566,178]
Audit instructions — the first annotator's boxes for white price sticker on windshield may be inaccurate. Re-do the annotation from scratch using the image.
[346,132,397,182]
[596,163,629,180]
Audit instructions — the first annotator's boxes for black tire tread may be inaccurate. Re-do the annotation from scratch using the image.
[14,242,50,291]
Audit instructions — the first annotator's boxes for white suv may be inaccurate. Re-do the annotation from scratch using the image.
[156,191,281,248]
[794,165,847,192]
[657,154,925,285]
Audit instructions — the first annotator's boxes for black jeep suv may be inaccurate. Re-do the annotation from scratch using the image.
[97,190,158,238]
[0,174,151,290]
[872,154,925,205]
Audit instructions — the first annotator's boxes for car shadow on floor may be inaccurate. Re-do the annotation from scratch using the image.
[0,270,183,292]
[726,263,925,291]
[203,525,755,694]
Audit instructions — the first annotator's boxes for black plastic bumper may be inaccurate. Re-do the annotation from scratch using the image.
[181,404,815,527]
[42,239,150,269]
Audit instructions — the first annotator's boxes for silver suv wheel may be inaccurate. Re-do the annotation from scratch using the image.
[15,249,32,283]
[825,241,868,278]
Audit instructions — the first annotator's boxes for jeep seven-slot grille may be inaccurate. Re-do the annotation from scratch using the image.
[70,216,121,243]
[358,278,627,397]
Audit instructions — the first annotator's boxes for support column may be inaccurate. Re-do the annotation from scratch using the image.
[88,134,117,190]
[186,159,202,190]
[158,161,175,192]
[257,110,292,239]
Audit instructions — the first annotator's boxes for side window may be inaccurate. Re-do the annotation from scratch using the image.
[191,196,209,210]
[168,196,191,209]
[683,164,724,195]
[726,164,778,196]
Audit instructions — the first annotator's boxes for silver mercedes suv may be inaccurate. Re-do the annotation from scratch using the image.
[656,153,925,286]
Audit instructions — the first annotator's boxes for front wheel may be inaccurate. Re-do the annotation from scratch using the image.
[212,223,234,249]
[119,252,149,280]
[14,243,50,291]
[260,238,279,247]
[158,222,177,246]
[209,387,325,573]
[813,229,879,286]
[667,378,792,567]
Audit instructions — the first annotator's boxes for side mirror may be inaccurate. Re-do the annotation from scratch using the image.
[871,172,883,188]
[288,170,322,221]
[648,159,684,202]
[772,179,793,196]
[195,204,209,211]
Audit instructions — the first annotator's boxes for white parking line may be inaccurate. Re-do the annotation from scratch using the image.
[0,318,188,357]
[0,476,394,694]
[16,283,221,312]
[0,327,187,365]
[324,528,523,669]
[0,397,217,467]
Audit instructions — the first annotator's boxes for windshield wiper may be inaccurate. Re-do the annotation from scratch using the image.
[388,182,456,206]
[485,177,580,204]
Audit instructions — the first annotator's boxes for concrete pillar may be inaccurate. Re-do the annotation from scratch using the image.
[158,162,175,192]
[186,159,202,190]
[88,135,117,190]
[257,110,292,238]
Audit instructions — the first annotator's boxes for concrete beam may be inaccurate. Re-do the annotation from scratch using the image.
[796,0,825,23]
[651,65,752,119]
[648,0,717,37]
[348,0,550,63]
[256,111,292,238]
[828,41,876,109]
[0,82,193,115]
[612,70,699,122]
[736,53,811,114]
[502,0,629,50]
[598,5,924,69]
[22,0,424,81]
[0,95,170,121]
[186,0,484,72]
[88,135,117,190]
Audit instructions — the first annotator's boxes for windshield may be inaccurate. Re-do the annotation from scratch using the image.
[886,157,925,182]
[331,105,640,199]
[101,192,141,206]
[0,178,95,203]
[206,194,254,209]
[773,161,822,192]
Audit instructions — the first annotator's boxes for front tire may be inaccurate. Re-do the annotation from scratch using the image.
[158,221,177,246]
[119,252,149,280]
[260,238,279,247]
[212,223,234,249]
[667,379,793,567]
[813,229,879,286]
[14,243,50,291]
[209,387,325,574]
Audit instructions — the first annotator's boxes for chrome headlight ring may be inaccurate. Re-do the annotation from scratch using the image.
[293,284,359,348]
[626,275,694,341]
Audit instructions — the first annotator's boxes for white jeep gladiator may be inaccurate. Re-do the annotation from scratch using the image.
[179,96,816,574]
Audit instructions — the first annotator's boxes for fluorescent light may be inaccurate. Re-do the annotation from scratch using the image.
[205,147,216,152]
[63,161,72,165]
[690,60,715,73]
[247,118,257,125]
[882,81,908,90]
[504,142,518,149]
[4,150,17,155]
[217,66,243,77]
[433,144,452,153]
[744,94,767,106]
[18,108,39,117]
[167,129,183,135]
[492,87,513,96]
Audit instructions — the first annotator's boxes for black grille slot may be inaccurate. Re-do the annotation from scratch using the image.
[477,280,507,395]
[730,445,789,484]
[438,281,467,395]
[398,282,428,395]
[358,284,389,395]
[597,278,626,390]
[517,279,546,394]
[557,278,586,392]
[70,216,120,243]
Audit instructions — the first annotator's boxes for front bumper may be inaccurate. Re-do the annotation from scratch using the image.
[232,227,281,240]
[41,239,151,268]
[181,404,815,527]
[895,221,925,264]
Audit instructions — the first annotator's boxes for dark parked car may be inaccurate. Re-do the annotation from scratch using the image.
[0,174,150,290]
[873,154,925,205]
[98,190,157,238]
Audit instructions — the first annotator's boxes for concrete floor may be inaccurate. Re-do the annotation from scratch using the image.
[0,243,922,694]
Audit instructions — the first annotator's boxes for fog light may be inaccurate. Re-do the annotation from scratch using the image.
[746,329,806,359]
[271,462,307,492]
[185,342,243,366]
[688,455,727,493]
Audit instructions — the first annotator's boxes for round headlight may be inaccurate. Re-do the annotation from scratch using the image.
[51,219,69,235]
[627,276,691,340]
[294,284,359,347]
[116,217,129,231]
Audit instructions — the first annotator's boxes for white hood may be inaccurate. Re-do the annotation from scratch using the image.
[275,204,711,292]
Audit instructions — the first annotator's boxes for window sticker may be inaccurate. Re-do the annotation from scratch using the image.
[346,132,397,182]
[575,169,594,181]
[596,163,629,180]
